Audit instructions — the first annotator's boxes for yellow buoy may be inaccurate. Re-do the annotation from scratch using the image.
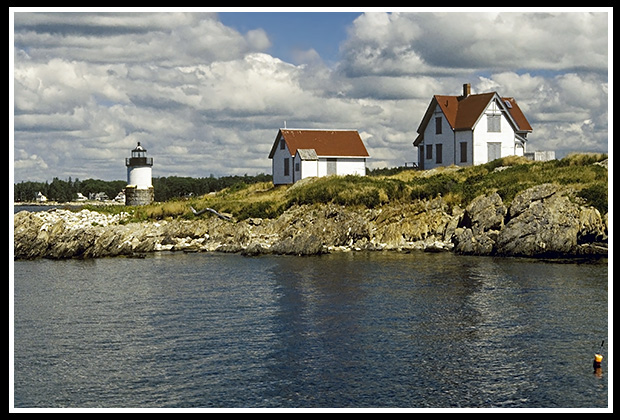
[593,353,603,370]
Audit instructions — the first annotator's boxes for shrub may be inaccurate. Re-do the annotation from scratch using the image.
[286,175,414,209]
[410,173,458,201]
[234,200,286,220]
[560,153,607,167]
[577,183,608,214]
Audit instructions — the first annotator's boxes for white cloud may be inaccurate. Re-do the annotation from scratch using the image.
[245,28,271,52]
[340,12,608,76]
[14,12,259,66]
[473,70,608,155]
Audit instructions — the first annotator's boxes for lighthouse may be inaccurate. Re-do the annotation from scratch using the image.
[125,142,154,205]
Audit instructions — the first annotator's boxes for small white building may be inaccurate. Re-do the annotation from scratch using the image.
[269,129,370,185]
[35,191,47,203]
[525,150,556,162]
[413,84,533,169]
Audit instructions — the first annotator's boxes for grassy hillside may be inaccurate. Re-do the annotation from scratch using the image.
[103,153,608,222]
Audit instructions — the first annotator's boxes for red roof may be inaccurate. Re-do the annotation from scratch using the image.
[501,97,533,132]
[269,129,370,158]
[414,91,532,146]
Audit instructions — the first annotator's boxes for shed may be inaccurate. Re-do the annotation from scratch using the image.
[269,129,370,185]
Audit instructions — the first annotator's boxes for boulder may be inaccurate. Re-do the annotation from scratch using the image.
[270,233,325,256]
[461,192,506,234]
[453,227,497,255]
[453,192,506,255]
[496,184,605,257]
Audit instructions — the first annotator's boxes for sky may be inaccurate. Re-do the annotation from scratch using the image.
[11,8,612,182]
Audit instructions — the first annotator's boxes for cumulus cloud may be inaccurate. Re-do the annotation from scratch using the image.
[472,71,608,155]
[340,12,608,76]
[11,10,609,182]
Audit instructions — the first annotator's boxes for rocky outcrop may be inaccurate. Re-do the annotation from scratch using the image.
[452,192,506,255]
[452,184,607,257]
[497,184,608,257]
[13,184,608,260]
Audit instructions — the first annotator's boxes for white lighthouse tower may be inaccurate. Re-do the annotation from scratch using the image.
[125,142,154,205]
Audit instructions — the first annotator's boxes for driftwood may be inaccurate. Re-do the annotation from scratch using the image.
[190,206,233,221]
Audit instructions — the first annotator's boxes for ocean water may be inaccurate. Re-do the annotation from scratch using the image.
[12,252,608,409]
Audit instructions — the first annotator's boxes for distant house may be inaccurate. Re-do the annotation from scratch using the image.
[413,83,533,170]
[269,129,370,185]
[89,192,109,201]
[35,191,47,203]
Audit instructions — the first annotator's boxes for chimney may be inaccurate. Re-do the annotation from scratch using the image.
[463,83,471,97]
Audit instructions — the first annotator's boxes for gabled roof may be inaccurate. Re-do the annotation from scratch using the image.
[269,129,370,159]
[414,90,532,146]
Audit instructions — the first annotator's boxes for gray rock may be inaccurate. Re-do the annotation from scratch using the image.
[496,184,603,257]
[452,192,506,255]
[271,233,325,256]
[13,184,607,260]
[461,192,507,234]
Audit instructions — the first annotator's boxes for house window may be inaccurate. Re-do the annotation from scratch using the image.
[435,117,442,134]
[426,144,433,160]
[488,142,501,162]
[295,162,300,172]
[284,158,290,176]
[436,144,443,164]
[460,142,468,163]
[327,158,337,175]
[487,115,501,132]
[280,139,286,149]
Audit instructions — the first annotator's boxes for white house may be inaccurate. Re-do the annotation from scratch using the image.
[269,129,370,185]
[35,191,47,203]
[413,84,533,170]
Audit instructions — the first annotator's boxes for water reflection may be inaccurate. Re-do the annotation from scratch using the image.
[265,255,370,406]
[14,253,607,408]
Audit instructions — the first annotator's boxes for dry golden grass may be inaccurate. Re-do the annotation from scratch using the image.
[116,153,607,221]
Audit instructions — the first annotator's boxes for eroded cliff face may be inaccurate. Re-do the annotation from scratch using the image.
[14,184,608,260]
[451,184,607,257]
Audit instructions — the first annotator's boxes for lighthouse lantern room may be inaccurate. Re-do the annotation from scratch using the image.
[125,142,154,206]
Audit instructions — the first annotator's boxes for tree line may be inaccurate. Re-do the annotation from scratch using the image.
[13,173,272,203]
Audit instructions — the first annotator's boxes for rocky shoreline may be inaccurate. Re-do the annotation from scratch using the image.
[13,183,608,260]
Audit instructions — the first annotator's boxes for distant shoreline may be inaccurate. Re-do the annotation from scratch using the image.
[14,200,125,208]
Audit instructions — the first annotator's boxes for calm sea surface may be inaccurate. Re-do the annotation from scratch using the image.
[13,252,608,409]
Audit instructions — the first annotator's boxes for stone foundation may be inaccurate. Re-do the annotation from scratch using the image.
[125,186,154,206]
